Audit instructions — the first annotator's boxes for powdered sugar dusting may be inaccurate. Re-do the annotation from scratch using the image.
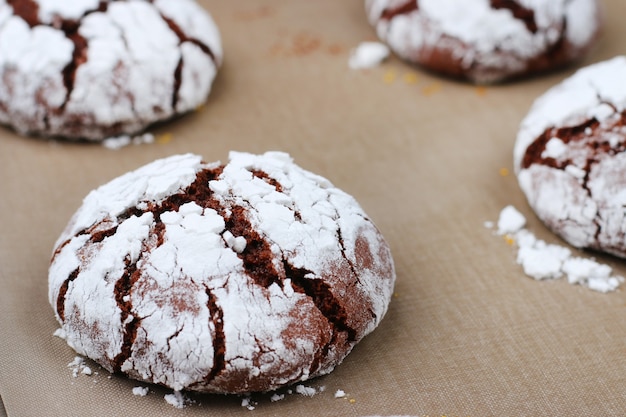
[50,151,396,393]
[515,57,626,170]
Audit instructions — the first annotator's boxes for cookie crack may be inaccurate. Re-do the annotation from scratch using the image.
[285,262,357,343]
[159,13,218,110]
[490,0,538,34]
[199,286,225,384]
[56,267,79,322]
[380,0,418,20]
[8,1,110,111]
[111,255,143,373]
[522,111,626,248]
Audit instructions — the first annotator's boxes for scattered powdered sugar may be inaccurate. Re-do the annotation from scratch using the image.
[348,41,390,69]
[270,393,285,402]
[490,206,624,293]
[239,384,326,410]
[102,133,155,150]
[67,356,89,378]
[295,384,319,397]
[164,391,189,409]
[497,205,526,235]
[334,389,346,398]
[132,386,149,397]
[241,396,257,411]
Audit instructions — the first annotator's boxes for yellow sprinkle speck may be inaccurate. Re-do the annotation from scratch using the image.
[504,235,515,246]
[383,70,396,84]
[393,292,399,298]
[155,133,173,145]
[476,86,488,96]
[499,167,510,176]
[195,103,205,112]
[421,82,442,96]
[349,399,356,404]
[403,72,419,84]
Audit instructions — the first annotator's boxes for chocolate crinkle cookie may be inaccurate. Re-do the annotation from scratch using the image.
[515,56,626,259]
[49,151,396,393]
[365,0,602,84]
[0,0,222,141]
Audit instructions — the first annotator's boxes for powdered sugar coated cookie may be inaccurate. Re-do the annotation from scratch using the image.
[366,0,601,84]
[0,0,222,140]
[515,56,626,258]
[49,151,396,393]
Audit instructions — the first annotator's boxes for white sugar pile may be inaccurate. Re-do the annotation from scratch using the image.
[349,41,390,69]
[102,133,155,150]
[491,205,623,293]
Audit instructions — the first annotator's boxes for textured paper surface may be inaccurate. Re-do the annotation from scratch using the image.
[2,1,626,416]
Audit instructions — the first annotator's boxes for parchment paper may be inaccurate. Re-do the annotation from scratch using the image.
[2,1,626,415]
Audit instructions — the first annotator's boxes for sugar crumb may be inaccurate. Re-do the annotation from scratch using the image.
[295,384,317,397]
[348,41,389,69]
[102,133,155,150]
[53,328,67,340]
[241,396,256,410]
[270,393,285,402]
[334,389,346,398]
[492,205,623,292]
[132,386,149,397]
[164,391,186,409]
[497,205,526,235]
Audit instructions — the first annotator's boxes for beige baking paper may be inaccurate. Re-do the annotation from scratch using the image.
[2,1,626,416]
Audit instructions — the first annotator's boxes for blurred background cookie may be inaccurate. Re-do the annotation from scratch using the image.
[365,0,602,84]
[0,0,222,141]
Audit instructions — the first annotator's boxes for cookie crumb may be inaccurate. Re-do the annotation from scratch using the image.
[334,389,346,398]
[348,41,390,69]
[383,70,396,84]
[132,386,149,397]
[476,86,488,96]
[155,132,173,145]
[403,72,419,84]
[421,82,442,96]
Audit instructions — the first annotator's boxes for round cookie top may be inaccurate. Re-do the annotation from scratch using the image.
[49,151,396,393]
[0,0,222,140]
[515,56,626,257]
[366,0,601,83]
